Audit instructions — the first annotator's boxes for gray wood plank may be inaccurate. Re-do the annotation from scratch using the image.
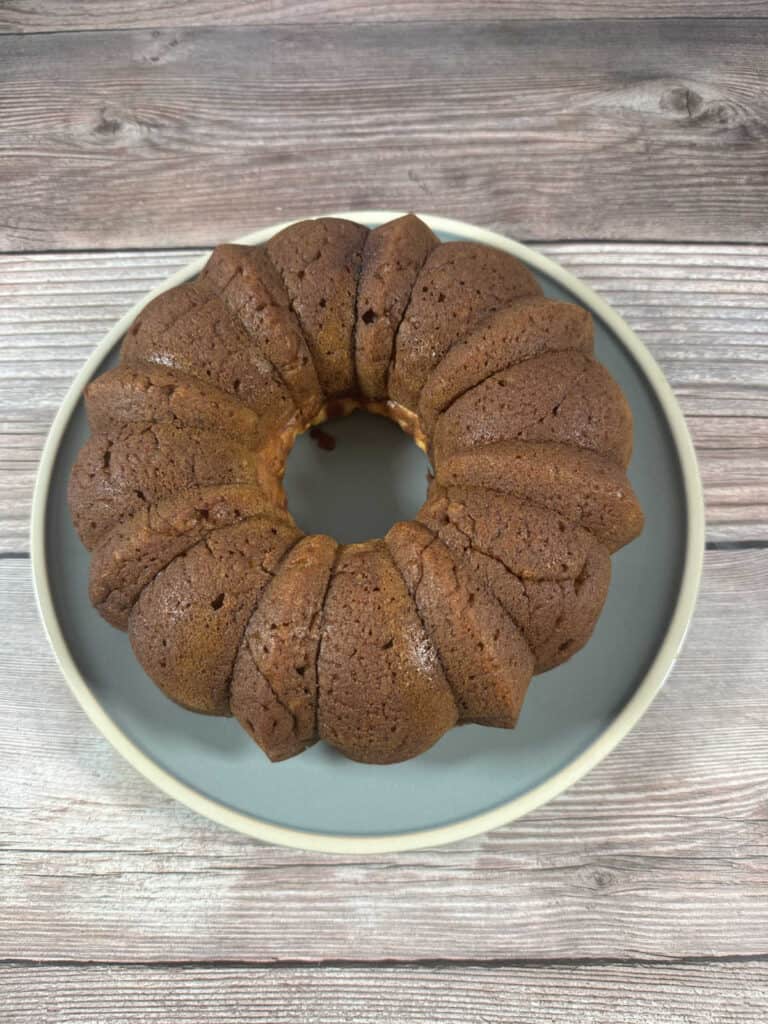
[2,550,767,962]
[3,1,765,33]
[3,962,768,1024]
[1,244,765,552]
[1,20,766,249]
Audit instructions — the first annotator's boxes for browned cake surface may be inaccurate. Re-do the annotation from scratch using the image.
[386,521,534,728]
[201,244,323,421]
[432,350,633,466]
[129,516,301,716]
[436,440,644,553]
[266,218,368,398]
[230,534,338,762]
[388,241,541,411]
[317,540,457,763]
[419,297,594,434]
[89,484,286,630]
[69,214,644,764]
[418,485,611,671]
[68,421,274,550]
[354,214,439,401]
[121,280,297,429]
[85,364,285,450]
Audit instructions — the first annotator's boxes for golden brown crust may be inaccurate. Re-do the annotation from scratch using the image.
[230,534,338,762]
[431,350,633,467]
[389,241,541,412]
[317,540,457,763]
[266,218,368,398]
[386,521,534,728]
[435,440,644,553]
[67,421,279,550]
[121,280,297,428]
[419,296,594,434]
[355,214,439,401]
[89,484,288,630]
[129,517,301,716]
[85,364,288,451]
[418,485,611,672]
[201,244,323,421]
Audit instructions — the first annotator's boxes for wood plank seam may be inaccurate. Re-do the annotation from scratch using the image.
[4,953,768,970]
[2,3,768,36]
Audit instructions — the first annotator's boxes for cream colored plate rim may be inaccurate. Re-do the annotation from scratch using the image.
[30,211,705,854]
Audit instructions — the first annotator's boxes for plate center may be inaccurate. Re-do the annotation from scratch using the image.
[283,409,431,543]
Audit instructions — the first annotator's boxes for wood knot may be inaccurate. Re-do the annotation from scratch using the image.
[588,868,618,893]
[660,84,751,133]
[661,86,705,120]
[141,32,181,65]
[95,107,123,136]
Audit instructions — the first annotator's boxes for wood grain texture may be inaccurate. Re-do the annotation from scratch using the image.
[1,20,767,249]
[1,3,766,1014]
[3,962,768,1024]
[2,550,767,963]
[1,244,765,552]
[3,1,766,33]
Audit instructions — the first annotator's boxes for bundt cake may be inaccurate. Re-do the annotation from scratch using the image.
[68,214,644,764]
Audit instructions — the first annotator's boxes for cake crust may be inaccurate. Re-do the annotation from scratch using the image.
[230,534,338,762]
[129,517,301,716]
[121,280,297,428]
[201,243,323,421]
[418,485,611,671]
[355,213,439,401]
[68,421,277,550]
[389,241,541,411]
[266,218,368,399]
[387,521,534,729]
[89,483,288,629]
[419,296,594,433]
[317,541,458,763]
[432,350,633,467]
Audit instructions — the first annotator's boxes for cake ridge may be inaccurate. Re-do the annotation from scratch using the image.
[388,240,543,412]
[68,419,279,550]
[316,538,457,763]
[386,520,534,729]
[431,349,633,469]
[435,439,644,553]
[88,483,293,630]
[265,217,369,400]
[222,529,308,716]
[418,295,595,433]
[120,278,297,425]
[417,484,611,672]
[384,523,468,724]
[86,363,293,453]
[199,243,323,422]
[312,538,344,757]
[230,532,338,762]
[354,213,439,402]
[128,515,302,716]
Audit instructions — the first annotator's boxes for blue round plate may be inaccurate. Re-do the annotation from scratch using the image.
[31,213,704,852]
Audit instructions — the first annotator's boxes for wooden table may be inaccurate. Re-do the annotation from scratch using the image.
[2,3,767,1020]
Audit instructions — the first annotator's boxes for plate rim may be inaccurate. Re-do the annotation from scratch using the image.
[30,210,706,854]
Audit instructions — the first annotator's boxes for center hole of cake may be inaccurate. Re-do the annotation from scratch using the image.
[283,409,431,544]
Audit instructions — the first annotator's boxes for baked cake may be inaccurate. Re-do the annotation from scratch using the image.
[69,214,644,764]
